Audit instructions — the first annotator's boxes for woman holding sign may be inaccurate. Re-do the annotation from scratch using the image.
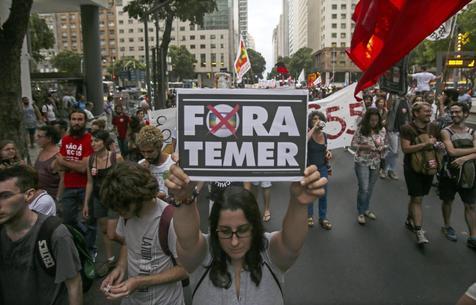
[306,111,333,229]
[165,163,327,305]
[351,108,387,225]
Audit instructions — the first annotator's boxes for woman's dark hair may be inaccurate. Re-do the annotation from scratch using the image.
[0,165,38,191]
[129,116,142,133]
[0,140,19,162]
[307,111,327,129]
[208,186,265,289]
[100,162,158,214]
[359,108,383,136]
[37,125,61,144]
[450,102,470,114]
[92,130,114,150]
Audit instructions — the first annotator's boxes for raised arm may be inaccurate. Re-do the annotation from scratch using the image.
[165,164,207,273]
[269,165,327,272]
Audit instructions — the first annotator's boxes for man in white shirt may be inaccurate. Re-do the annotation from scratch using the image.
[410,66,441,95]
[42,95,57,123]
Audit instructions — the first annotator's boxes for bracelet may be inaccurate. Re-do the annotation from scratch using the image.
[167,187,199,207]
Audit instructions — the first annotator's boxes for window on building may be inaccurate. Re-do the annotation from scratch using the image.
[139,46,144,51]
[341,42,346,47]
[128,20,133,24]
[341,23,346,29]
[332,33,337,38]
[220,44,224,49]
[190,45,196,49]
[331,42,337,47]
[119,29,124,33]
[119,20,124,25]
[119,38,124,42]
[211,44,216,49]
[149,28,153,32]
[211,53,217,67]
[220,34,224,39]
[220,53,225,66]
[200,35,205,40]
[150,37,154,41]
[109,30,115,35]
[171,36,175,41]
[129,38,134,42]
[332,14,337,19]
[332,4,337,9]
[200,44,206,49]
[341,13,346,19]
[341,4,347,9]
[139,37,144,42]
[139,28,143,33]
[189,24,195,31]
[200,53,206,67]
[210,34,216,39]
[129,47,135,51]
[332,23,337,29]
[120,47,125,51]
[118,11,123,15]
[340,33,346,38]
[128,29,134,33]
[190,35,195,40]
[179,26,185,31]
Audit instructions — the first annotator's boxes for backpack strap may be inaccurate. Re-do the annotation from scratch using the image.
[35,216,62,277]
[192,265,211,299]
[263,261,284,299]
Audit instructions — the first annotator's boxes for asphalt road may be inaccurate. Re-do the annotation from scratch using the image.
[85,149,476,305]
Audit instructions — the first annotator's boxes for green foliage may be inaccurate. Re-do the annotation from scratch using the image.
[246,48,266,79]
[107,57,145,78]
[29,14,55,62]
[288,47,313,78]
[169,45,196,81]
[51,50,82,74]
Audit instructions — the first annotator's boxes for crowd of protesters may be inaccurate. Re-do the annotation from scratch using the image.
[1,78,475,305]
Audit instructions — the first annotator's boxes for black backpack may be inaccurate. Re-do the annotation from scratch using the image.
[35,216,96,292]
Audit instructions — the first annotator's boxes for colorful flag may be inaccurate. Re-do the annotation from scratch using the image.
[347,0,470,99]
[234,35,251,83]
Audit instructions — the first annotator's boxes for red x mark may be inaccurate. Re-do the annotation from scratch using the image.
[207,104,240,136]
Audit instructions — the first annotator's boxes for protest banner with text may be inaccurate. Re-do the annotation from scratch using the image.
[177,89,308,181]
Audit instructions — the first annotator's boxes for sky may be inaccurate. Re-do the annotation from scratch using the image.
[248,1,283,73]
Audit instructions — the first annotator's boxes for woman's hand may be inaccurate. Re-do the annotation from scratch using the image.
[325,150,332,161]
[290,165,327,205]
[165,159,196,201]
[82,204,89,219]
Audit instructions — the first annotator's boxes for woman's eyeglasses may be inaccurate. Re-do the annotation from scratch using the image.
[216,224,252,239]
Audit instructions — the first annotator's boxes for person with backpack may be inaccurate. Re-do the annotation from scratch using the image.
[100,162,187,304]
[0,165,82,305]
[164,160,326,305]
[400,102,442,245]
[438,102,476,248]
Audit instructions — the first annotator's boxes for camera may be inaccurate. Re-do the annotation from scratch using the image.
[317,121,326,130]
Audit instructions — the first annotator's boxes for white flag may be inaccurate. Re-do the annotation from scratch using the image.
[298,69,305,83]
[426,17,454,41]
[313,76,322,87]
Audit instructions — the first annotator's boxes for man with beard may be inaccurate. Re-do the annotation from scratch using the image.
[136,126,175,200]
[438,102,476,248]
[56,110,94,252]
[400,102,441,245]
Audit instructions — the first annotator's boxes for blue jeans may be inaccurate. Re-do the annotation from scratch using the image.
[307,165,329,220]
[61,188,97,252]
[354,163,379,215]
[385,131,399,172]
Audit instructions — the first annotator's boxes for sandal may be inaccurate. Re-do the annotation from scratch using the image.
[263,211,271,222]
[307,217,314,227]
[319,219,333,230]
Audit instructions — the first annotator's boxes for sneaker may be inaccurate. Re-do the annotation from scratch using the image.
[416,229,429,244]
[357,215,366,225]
[379,169,387,179]
[388,171,399,180]
[441,226,457,242]
[467,237,476,249]
[364,210,377,220]
[307,217,314,227]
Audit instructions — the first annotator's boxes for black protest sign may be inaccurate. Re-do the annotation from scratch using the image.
[177,89,308,181]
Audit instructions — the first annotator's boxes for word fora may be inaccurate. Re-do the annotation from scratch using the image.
[183,105,301,167]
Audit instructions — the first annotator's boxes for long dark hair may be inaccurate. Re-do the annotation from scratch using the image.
[208,186,265,289]
[359,108,383,136]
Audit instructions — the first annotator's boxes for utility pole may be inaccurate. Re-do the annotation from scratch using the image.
[144,16,151,107]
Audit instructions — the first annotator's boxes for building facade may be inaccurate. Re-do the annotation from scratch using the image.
[238,0,248,43]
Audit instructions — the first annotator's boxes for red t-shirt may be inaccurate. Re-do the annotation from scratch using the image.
[60,133,93,188]
[112,114,131,139]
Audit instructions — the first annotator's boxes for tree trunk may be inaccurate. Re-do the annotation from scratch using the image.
[157,9,173,109]
[0,0,33,160]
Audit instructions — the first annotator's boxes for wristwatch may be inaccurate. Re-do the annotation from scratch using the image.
[168,187,199,207]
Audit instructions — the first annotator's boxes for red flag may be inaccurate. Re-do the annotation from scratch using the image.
[347,0,470,99]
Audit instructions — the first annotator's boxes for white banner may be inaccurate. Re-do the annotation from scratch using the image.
[148,108,177,144]
[426,17,454,41]
[308,83,363,149]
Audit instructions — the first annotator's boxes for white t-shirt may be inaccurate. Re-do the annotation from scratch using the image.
[411,72,436,92]
[466,283,476,301]
[42,104,56,122]
[116,199,184,305]
[29,190,56,216]
[139,155,175,195]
